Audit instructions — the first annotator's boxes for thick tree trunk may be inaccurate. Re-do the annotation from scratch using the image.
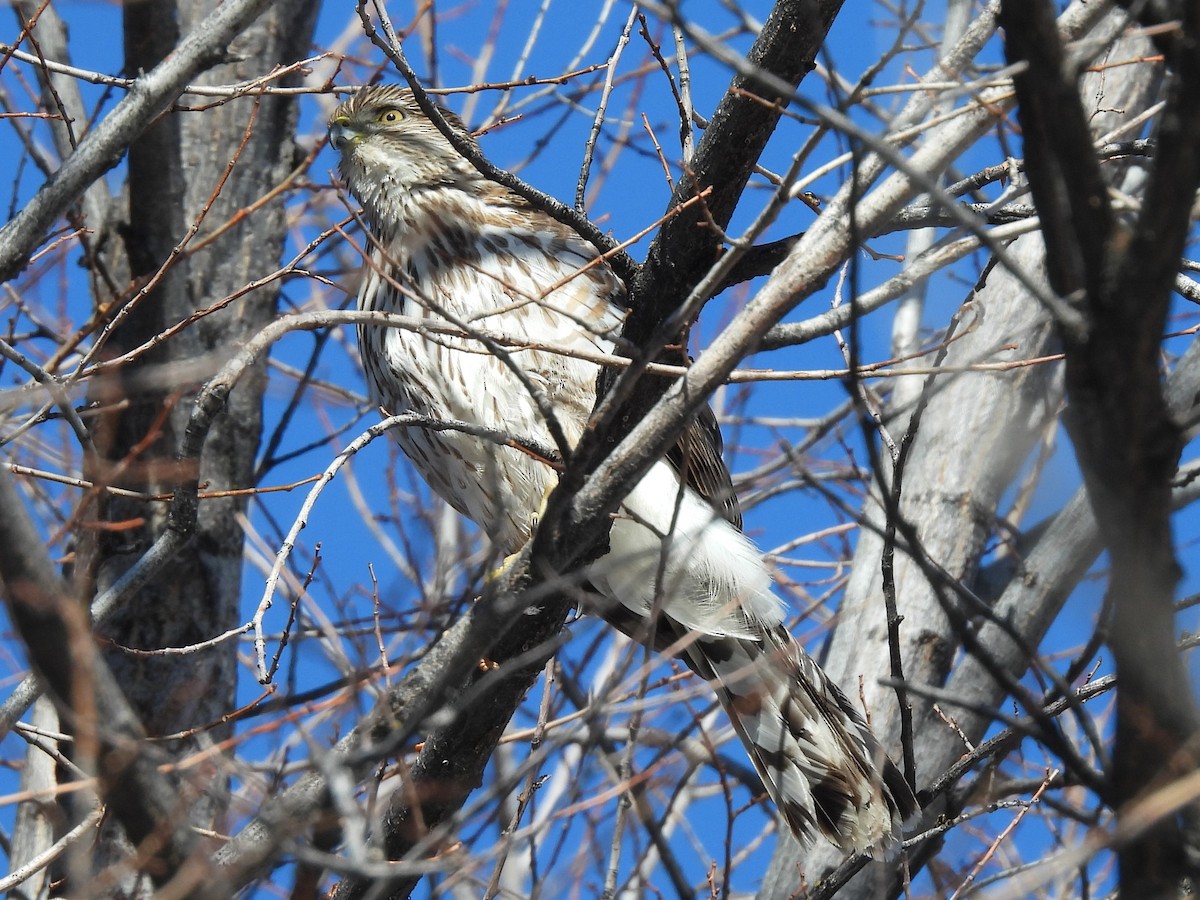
[65,0,317,888]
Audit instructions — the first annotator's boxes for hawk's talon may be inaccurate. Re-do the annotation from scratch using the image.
[529,481,554,535]
[486,484,553,583]
[486,551,523,584]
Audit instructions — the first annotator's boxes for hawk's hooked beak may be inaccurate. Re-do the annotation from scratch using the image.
[328,117,359,151]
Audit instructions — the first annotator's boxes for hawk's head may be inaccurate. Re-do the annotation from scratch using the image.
[328,86,479,229]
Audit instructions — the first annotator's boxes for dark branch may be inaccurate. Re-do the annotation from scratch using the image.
[1000,0,1113,304]
[1002,0,1200,893]
[0,469,200,887]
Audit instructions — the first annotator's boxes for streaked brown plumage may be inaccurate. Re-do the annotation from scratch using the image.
[329,85,916,853]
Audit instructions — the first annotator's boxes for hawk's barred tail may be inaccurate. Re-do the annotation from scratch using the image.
[682,627,917,855]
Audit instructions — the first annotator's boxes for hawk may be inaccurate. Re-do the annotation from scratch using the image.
[329,84,916,854]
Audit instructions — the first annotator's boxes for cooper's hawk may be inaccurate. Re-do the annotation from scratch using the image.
[329,85,916,854]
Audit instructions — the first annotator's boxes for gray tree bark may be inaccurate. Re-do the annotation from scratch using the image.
[44,0,317,889]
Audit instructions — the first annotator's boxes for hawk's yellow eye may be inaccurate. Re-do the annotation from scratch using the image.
[378,108,404,124]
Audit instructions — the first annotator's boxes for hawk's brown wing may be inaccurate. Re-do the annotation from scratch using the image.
[667,404,742,531]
